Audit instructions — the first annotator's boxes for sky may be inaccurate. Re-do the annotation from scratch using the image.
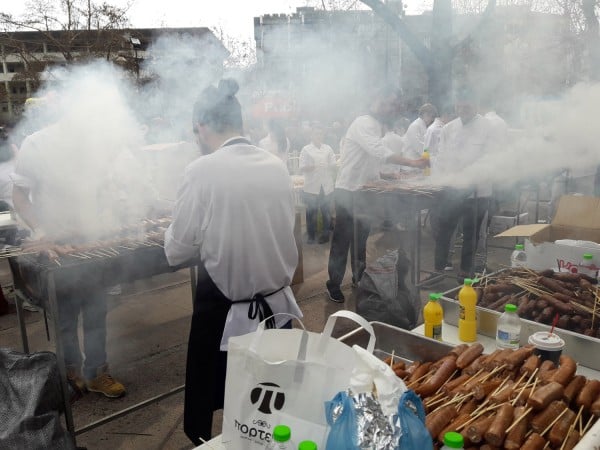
[2,0,427,41]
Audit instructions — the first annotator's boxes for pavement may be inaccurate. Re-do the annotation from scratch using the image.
[0,219,514,450]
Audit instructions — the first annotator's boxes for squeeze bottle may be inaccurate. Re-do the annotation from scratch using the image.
[422,149,431,176]
[424,293,443,341]
[458,278,477,342]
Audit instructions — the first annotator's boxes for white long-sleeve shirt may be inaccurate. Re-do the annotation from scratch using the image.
[335,115,394,191]
[299,143,336,195]
[423,118,445,157]
[403,117,427,159]
[164,137,302,350]
[435,115,494,197]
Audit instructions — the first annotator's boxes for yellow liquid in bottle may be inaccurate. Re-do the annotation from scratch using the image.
[458,279,477,342]
[424,298,443,340]
[422,150,431,176]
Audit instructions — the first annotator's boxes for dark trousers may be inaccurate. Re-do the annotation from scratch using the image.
[303,188,331,240]
[327,189,371,287]
[184,267,292,446]
[434,194,489,274]
[56,288,108,379]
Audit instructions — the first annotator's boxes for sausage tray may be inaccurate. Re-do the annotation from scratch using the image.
[338,320,599,449]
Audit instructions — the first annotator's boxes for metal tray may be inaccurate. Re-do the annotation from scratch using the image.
[440,284,600,372]
[338,320,599,450]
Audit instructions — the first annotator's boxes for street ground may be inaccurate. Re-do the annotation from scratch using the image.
[0,216,518,450]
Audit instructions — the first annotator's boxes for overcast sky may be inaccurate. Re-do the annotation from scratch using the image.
[3,0,428,41]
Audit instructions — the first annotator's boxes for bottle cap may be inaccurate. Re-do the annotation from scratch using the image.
[443,431,464,448]
[463,278,473,286]
[273,425,291,442]
[515,244,524,250]
[505,303,517,312]
[583,253,593,260]
[298,441,318,450]
[429,293,441,301]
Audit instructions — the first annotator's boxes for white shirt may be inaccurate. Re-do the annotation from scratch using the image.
[299,143,336,195]
[335,115,394,191]
[259,134,290,168]
[164,137,302,350]
[435,115,494,197]
[423,118,444,157]
[381,131,407,174]
[403,117,427,159]
[484,111,509,150]
[0,159,15,208]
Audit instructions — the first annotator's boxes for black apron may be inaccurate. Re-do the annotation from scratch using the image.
[182,136,287,445]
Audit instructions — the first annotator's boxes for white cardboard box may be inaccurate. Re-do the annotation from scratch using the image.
[489,212,528,235]
[496,195,600,271]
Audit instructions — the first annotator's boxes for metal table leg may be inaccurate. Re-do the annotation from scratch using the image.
[46,272,76,444]
[14,292,29,353]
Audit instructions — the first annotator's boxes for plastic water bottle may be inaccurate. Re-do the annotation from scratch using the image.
[496,303,521,349]
[267,425,293,450]
[578,253,597,278]
[510,244,527,268]
[298,441,318,450]
[441,431,464,449]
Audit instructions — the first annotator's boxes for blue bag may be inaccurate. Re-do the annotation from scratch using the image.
[325,389,433,450]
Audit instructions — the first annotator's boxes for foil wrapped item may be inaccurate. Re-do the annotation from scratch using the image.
[330,390,402,449]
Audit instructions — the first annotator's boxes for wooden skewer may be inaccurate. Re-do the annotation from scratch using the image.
[456,406,496,431]
[435,370,458,395]
[512,367,538,406]
[582,415,596,435]
[389,350,395,368]
[505,406,533,434]
[559,405,585,450]
[540,407,569,437]
[491,373,513,397]
[407,370,433,388]
[528,376,539,399]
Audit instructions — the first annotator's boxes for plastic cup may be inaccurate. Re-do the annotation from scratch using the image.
[528,331,565,365]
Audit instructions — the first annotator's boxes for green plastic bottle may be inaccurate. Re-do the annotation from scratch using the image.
[298,440,318,450]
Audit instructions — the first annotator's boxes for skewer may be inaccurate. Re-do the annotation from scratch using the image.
[582,415,595,435]
[512,367,538,406]
[559,405,584,450]
[456,405,496,431]
[490,373,513,397]
[505,406,533,434]
[540,407,569,436]
[389,350,395,368]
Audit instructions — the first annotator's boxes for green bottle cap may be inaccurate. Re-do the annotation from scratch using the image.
[429,293,441,301]
[443,431,464,448]
[463,278,473,286]
[515,244,524,250]
[273,425,291,442]
[505,303,517,312]
[298,441,318,450]
[583,253,593,260]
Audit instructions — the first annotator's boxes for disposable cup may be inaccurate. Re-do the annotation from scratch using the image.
[528,331,565,365]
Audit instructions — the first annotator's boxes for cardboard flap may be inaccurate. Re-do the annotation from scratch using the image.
[554,195,600,229]
[495,223,548,237]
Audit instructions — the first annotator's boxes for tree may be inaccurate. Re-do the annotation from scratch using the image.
[582,0,600,79]
[211,26,256,69]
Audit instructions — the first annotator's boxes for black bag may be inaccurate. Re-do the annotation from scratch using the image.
[0,349,75,450]
[356,249,419,330]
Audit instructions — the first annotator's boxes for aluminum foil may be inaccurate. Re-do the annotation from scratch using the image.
[331,390,401,449]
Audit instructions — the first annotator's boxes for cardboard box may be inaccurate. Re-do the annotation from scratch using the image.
[496,195,600,271]
[488,211,529,235]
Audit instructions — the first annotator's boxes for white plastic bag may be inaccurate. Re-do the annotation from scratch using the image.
[222,310,375,449]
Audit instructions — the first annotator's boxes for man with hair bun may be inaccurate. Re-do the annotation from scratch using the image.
[164,78,301,445]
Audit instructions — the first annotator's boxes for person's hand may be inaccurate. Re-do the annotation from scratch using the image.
[411,157,429,169]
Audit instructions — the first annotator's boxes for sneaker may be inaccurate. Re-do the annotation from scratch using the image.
[326,282,345,303]
[66,366,87,400]
[87,368,126,398]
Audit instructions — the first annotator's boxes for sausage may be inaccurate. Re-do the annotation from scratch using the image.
[563,375,587,405]
[551,355,577,386]
[538,359,556,377]
[456,343,484,369]
[527,382,564,410]
[537,276,573,296]
[484,402,514,446]
[561,429,580,450]
[485,283,520,294]
[425,404,458,439]
[441,373,472,394]
[472,379,502,401]
[576,379,600,411]
[539,368,558,384]
[520,354,540,376]
[465,414,494,444]
[449,343,470,357]
[464,354,487,375]
[457,399,478,416]
[416,357,457,397]
[405,360,420,376]
[504,406,530,449]
[537,294,573,314]
[548,408,576,447]
[505,345,534,370]
[487,348,513,369]
[592,393,600,417]
[489,380,515,404]
[408,361,432,383]
[520,432,547,450]
[436,413,471,443]
[530,400,567,432]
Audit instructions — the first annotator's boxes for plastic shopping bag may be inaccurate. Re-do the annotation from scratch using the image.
[325,346,433,450]
[222,311,375,450]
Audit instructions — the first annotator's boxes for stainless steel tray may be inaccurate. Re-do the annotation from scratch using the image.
[337,320,598,450]
[440,285,600,371]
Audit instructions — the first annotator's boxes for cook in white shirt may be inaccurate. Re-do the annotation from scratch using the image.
[423,105,454,159]
[164,79,301,446]
[299,123,336,244]
[431,90,494,277]
[403,103,438,160]
[326,86,428,303]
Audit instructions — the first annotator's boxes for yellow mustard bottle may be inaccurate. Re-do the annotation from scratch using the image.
[458,278,477,342]
[422,149,431,176]
[424,293,443,341]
